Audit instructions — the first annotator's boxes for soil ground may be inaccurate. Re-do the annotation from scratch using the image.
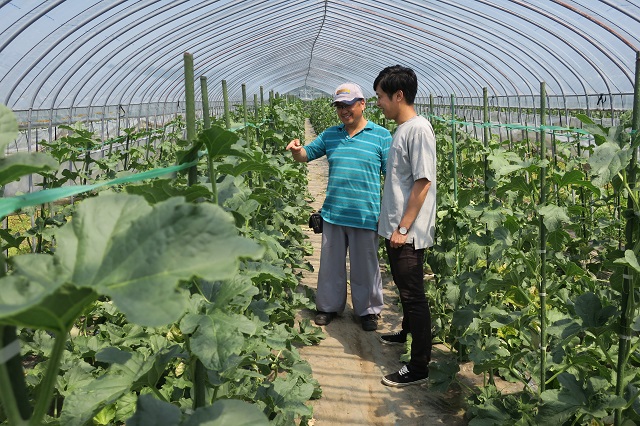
[295,119,520,425]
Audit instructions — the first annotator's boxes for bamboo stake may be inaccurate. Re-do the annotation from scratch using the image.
[200,76,211,130]
[222,79,230,130]
[184,53,197,186]
[538,81,548,394]
[615,50,640,426]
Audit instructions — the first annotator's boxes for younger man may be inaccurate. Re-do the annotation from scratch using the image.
[374,65,437,386]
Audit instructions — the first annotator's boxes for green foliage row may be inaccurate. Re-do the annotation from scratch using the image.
[425,111,640,425]
[0,99,322,425]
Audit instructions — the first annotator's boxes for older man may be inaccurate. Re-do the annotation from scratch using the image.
[286,83,391,331]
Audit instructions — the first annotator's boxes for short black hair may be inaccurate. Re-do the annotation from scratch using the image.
[373,65,418,105]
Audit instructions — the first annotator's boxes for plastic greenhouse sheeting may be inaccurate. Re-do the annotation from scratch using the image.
[1,0,639,111]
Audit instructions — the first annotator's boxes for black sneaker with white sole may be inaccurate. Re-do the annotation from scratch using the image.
[382,365,429,387]
[378,331,407,346]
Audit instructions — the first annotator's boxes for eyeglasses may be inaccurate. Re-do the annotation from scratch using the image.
[334,100,362,109]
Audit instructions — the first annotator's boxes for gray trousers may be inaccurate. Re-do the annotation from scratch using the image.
[315,221,383,316]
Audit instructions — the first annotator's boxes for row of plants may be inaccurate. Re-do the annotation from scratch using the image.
[304,92,640,424]
[425,105,640,425]
[0,97,326,425]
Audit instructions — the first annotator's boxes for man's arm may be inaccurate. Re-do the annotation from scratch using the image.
[390,178,431,248]
[285,139,308,162]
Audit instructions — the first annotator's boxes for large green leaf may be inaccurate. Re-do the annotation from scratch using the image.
[0,194,263,330]
[538,204,571,232]
[183,399,269,426]
[587,141,633,187]
[198,126,246,159]
[262,376,314,417]
[60,348,160,426]
[128,396,269,426]
[0,152,59,186]
[574,292,617,328]
[180,311,246,372]
[54,194,263,326]
[126,394,182,426]
[125,179,212,204]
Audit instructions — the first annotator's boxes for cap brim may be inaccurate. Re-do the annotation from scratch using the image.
[331,98,362,106]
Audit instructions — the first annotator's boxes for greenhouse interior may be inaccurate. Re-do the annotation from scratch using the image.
[1,1,640,425]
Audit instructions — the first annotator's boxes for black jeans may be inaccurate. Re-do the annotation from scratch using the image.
[385,239,431,374]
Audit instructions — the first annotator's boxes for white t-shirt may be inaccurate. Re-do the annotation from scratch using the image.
[378,115,437,249]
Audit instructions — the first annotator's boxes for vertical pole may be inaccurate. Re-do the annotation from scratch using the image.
[200,76,211,130]
[260,86,264,120]
[184,53,198,186]
[615,50,640,426]
[538,81,548,394]
[450,94,458,202]
[482,87,494,386]
[429,94,434,117]
[242,83,248,141]
[254,93,260,145]
[222,79,230,130]
[184,53,206,408]
[482,88,490,205]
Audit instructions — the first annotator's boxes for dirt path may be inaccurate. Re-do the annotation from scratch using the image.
[296,119,471,425]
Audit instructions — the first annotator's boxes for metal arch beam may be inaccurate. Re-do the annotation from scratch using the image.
[152,7,508,103]
[2,0,639,111]
[51,0,510,107]
[28,0,291,108]
[115,8,476,105]
[122,11,324,105]
[552,0,639,53]
[326,3,515,96]
[83,0,321,107]
[599,0,640,42]
[155,27,483,104]
[344,0,540,97]
[195,31,485,99]
[395,0,582,97]
[10,0,187,108]
[116,2,323,106]
[96,2,476,106]
[2,0,99,106]
[0,0,66,52]
[396,0,589,97]
[494,0,625,94]
[45,0,227,109]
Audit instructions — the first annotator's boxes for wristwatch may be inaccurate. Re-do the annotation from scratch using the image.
[398,226,408,235]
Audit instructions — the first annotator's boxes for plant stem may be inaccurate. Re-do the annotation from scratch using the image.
[0,327,29,426]
[208,154,218,205]
[30,330,68,425]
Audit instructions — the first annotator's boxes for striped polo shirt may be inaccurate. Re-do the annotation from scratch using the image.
[304,121,392,231]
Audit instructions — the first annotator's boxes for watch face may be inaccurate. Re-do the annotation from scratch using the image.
[399,227,408,235]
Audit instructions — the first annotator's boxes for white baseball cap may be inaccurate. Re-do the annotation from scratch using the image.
[332,83,364,105]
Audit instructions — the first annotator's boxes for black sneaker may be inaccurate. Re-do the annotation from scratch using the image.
[314,311,336,326]
[382,365,429,387]
[361,314,379,331]
[378,331,407,346]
